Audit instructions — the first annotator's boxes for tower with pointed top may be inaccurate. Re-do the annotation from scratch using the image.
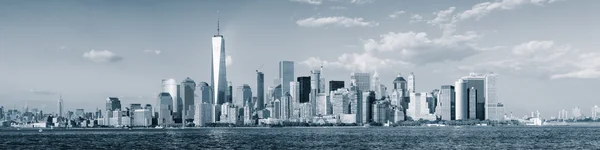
[58,95,64,118]
[212,13,227,105]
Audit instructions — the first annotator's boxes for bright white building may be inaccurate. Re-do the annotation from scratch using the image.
[455,79,467,120]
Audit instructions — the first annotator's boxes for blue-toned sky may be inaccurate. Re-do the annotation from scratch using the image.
[1,0,599,118]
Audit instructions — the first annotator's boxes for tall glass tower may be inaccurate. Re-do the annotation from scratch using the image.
[212,22,227,105]
[257,72,264,110]
[279,61,294,103]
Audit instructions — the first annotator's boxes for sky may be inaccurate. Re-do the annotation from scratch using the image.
[0,0,599,118]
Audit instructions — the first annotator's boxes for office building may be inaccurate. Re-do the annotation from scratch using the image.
[257,72,265,110]
[75,109,84,118]
[106,97,121,117]
[212,30,228,105]
[361,91,376,123]
[462,73,486,120]
[329,80,344,93]
[197,82,212,104]
[485,73,501,121]
[162,79,180,119]
[133,109,152,127]
[157,92,173,125]
[573,107,582,119]
[290,81,300,112]
[235,84,252,109]
[330,88,348,116]
[194,102,214,126]
[316,93,330,116]
[408,92,436,120]
[372,100,390,123]
[468,87,477,119]
[279,61,295,105]
[130,104,142,110]
[281,92,291,120]
[439,85,455,120]
[180,77,196,120]
[351,72,371,92]
[455,79,467,120]
[393,73,408,94]
[297,76,311,103]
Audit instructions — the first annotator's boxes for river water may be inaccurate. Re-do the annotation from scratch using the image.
[1,126,599,149]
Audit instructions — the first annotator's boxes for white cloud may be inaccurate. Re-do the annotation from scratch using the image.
[296,17,379,28]
[551,69,600,79]
[410,14,423,23]
[458,0,563,20]
[302,53,408,72]
[226,55,233,67]
[512,41,554,55]
[350,0,374,4]
[82,49,123,63]
[143,49,161,55]
[362,31,481,64]
[427,7,456,25]
[290,0,323,5]
[388,11,405,19]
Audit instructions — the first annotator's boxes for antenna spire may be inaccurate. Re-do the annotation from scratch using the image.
[217,11,220,35]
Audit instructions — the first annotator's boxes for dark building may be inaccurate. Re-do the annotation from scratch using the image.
[329,80,345,93]
[464,78,485,120]
[297,76,311,103]
[257,72,265,110]
[366,91,376,123]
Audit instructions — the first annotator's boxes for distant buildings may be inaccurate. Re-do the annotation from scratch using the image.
[279,61,295,105]
[197,82,212,104]
[439,85,455,120]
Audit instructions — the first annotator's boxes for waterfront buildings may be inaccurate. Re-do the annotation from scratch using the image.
[235,84,252,108]
[371,72,383,99]
[181,77,196,120]
[572,107,582,119]
[485,73,501,121]
[462,73,486,120]
[593,105,600,120]
[132,109,152,127]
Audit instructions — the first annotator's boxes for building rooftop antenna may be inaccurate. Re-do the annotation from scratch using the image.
[217,11,220,35]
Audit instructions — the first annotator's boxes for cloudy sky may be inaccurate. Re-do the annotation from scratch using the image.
[0,0,598,118]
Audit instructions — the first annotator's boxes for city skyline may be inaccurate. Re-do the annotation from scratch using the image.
[1,0,599,118]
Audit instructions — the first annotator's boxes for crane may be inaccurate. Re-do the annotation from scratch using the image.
[256,64,264,73]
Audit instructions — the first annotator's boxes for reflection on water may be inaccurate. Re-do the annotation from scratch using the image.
[1,127,600,149]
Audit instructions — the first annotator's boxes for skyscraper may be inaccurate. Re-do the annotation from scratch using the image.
[297,76,311,103]
[462,73,486,120]
[212,25,227,105]
[329,80,344,93]
[279,61,295,103]
[455,79,467,120]
[351,72,371,92]
[393,73,407,95]
[58,95,64,118]
[485,73,500,121]
[162,79,179,117]
[440,85,455,120]
[468,87,477,119]
[197,82,212,104]
[257,72,264,110]
[157,92,173,125]
[226,81,233,104]
[408,72,415,93]
[281,92,291,119]
[235,84,252,108]
[181,77,196,120]
[310,70,322,116]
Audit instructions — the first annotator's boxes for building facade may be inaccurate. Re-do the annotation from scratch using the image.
[212,34,227,105]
